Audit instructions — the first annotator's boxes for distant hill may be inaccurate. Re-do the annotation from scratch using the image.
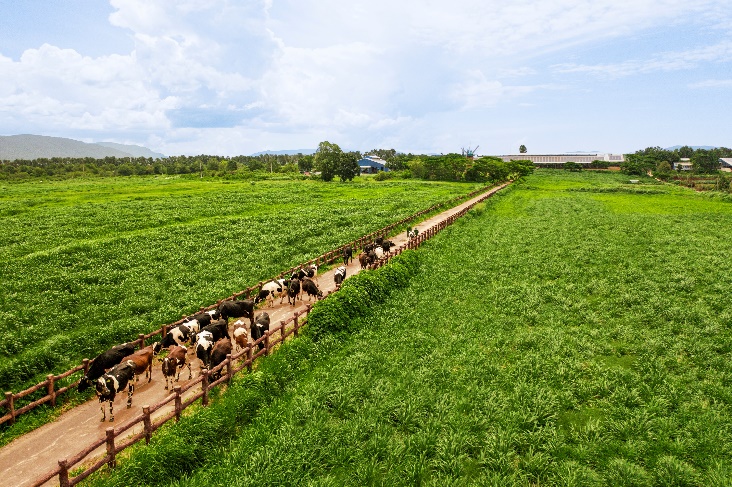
[0,134,164,161]
[665,145,718,151]
[250,149,316,156]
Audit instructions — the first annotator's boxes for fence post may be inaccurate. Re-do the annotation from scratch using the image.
[293,312,299,337]
[106,427,116,468]
[201,369,209,407]
[143,406,152,444]
[174,386,182,422]
[83,358,90,376]
[226,354,232,384]
[5,392,14,425]
[246,346,253,372]
[264,330,270,356]
[58,459,70,487]
[279,320,285,342]
[138,333,145,349]
[47,374,56,407]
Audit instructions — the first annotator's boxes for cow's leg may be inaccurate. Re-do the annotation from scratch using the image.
[100,402,106,422]
[127,383,134,408]
[147,362,152,382]
[109,401,115,422]
[164,375,169,390]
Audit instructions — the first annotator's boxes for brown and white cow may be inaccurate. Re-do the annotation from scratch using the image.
[161,345,190,390]
[120,345,154,383]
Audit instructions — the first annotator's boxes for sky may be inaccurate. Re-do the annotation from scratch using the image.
[0,0,730,157]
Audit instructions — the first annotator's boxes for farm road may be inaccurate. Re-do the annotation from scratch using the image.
[0,184,507,487]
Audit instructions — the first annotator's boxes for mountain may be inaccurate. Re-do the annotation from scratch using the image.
[0,134,164,161]
[96,142,165,159]
[250,149,316,156]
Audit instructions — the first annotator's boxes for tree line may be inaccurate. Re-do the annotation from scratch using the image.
[0,141,534,184]
[621,145,732,176]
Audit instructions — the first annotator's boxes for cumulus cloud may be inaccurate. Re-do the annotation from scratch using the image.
[1,0,730,154]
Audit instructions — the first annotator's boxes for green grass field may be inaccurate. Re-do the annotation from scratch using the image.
[87,170,732,486]
[0,176,476,394]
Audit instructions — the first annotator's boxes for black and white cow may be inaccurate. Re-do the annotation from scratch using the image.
[301,278,323,301]
[373,246,385,260]
[343,246,353,265]
[195,331,216,371]
[255,279,286,306]
[199,319,230,342]
[153,324,194,355]
[95,360,136,422]
[286,278,301,305]
[293,264,318,284]
[251,312,270,350]
[78,342,136,392]
[218,299,255,327]
[334,265,347,288]
[407,228,419,240]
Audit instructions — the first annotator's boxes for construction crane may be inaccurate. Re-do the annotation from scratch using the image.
[461,145,479,158]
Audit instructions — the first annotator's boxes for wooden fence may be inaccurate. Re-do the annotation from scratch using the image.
[0,184,497,428]
[29,181,509,487]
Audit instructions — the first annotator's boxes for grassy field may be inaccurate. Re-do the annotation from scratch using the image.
[87,170,732,486]
[0,175,476,395]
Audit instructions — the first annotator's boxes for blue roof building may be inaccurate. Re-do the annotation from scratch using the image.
[358,155,390,174]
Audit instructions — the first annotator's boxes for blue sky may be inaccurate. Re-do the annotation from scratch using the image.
[0,0,730,156]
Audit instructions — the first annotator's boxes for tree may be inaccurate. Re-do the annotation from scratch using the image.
[678,145,694,159]
[298,154,314,173]
[563,161,581,172]
[519,144,527,154]
[691,149,719,174]
[337,152,361,181]
[314,141,343,182]
[655,161,672,180]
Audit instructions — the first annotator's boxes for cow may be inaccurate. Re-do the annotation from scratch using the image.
[358,252,370,269]
[301,278,323,301]
[95,360,136,422]
[209,338,233,381]
[153,324,194,355]
[407,228,419,240]
[381,240,395,253]
[218,299,255,327]
[292,264,318,285]
[199,318,230,342]
[232,319,249,351]
[286,278,300,306]
[78,342,135,392]
[255,279,286,307]
[160,345,190,390]
[251,312,270,350]
[195,331,216,371]
[373,246,385,260]
[343,246,353,265]
[184,309,219,329]
[120,346,154,383]
[334,265,347,288]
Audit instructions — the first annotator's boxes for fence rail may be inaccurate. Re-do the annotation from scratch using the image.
[1,184,497,428]
[22,182,508,487]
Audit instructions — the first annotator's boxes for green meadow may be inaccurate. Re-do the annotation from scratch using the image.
[89,170,732,486]
[0,176,475,396]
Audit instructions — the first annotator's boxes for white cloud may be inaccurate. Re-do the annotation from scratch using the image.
[1,0,731,154]
[689,79,732,88]
[552,40,732,78]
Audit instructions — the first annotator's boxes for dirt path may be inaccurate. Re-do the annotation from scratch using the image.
[0,183,508,486]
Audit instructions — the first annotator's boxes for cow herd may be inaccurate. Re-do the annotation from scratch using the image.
[79,233,409,422]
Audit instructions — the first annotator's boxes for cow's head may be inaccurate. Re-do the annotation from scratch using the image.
[95,376,113,397]
[152,342,162,355]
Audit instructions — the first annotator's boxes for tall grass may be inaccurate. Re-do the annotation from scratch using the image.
[88,170,732,485]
